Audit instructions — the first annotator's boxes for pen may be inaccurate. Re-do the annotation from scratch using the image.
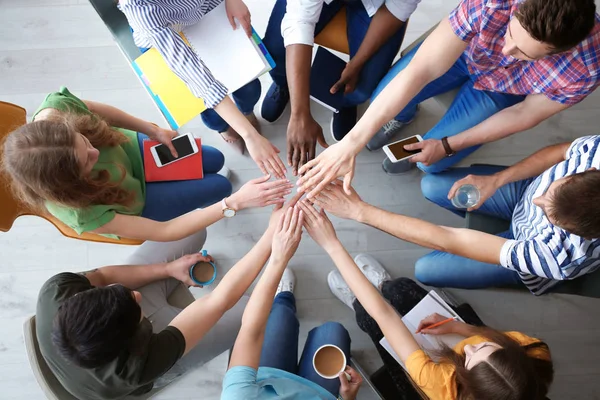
[416,316,457,333]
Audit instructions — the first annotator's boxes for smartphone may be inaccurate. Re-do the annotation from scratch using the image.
[382,135,423,163]
[150,132,199,167]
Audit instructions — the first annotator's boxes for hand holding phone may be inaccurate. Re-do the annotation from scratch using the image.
[150,132,199,168]
[382,135,423,163]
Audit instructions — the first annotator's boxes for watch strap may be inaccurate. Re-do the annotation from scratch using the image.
[441,136,456,157]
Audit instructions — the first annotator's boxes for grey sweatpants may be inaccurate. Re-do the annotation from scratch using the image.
[126,230,248,386]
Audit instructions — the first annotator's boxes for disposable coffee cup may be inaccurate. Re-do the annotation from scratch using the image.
[312,344,350,380]
[189,250,217,286]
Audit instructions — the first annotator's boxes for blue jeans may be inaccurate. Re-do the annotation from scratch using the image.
[137,133,232,221]
[372,44,526,173]
[200,79,262,132]
[416,165,531,288]
[259,292,352,396]
[262,0,407,108]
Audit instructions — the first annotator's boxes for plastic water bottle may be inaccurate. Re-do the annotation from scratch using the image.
[451,184,480,209]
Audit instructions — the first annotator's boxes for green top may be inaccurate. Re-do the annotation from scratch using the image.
[33,87,145,239]
[36,273,186,399]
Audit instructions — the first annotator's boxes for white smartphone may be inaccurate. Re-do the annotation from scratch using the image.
[150,132,199,167]
[382,135,424,163]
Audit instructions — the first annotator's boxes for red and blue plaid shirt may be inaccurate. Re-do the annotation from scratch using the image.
[449,0,600,105]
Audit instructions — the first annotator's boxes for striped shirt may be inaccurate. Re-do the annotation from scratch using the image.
[500,136,600,295]
[449,0,600,105]
[119,0,229,108]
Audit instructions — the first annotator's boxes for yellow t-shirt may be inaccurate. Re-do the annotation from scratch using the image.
[405,332,550,400]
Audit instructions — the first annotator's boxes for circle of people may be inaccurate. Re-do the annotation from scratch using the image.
[4,0,599,399]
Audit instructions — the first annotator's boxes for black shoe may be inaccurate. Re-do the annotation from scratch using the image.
[330,106,357,142]
[261,82,290,123]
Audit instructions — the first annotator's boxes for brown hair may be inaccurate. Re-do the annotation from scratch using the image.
[515,0,596,53]
[549,169,600,239]
[435,327,554,400]
[2,113,136,210]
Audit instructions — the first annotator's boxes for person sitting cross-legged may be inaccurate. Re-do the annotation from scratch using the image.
[313,135,600,295]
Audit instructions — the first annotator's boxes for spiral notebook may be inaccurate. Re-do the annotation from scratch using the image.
[380,290,465,371]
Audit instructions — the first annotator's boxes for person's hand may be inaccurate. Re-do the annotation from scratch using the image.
[149,125,178,158]
[405,138,446,166]
[297,142,357,199]
[268,192,304,229]
[338,366,363,400]
[448,174,501,211]
[245,134,287,179]
[229,175,293,210]
[287,114,328,176]
[314,180,364,221]
[271,206,303,264]
[416,313,461,335]
[166,253,214,287]
[299,200,339,250]
[225,0,252,37]
[331,61,362,95]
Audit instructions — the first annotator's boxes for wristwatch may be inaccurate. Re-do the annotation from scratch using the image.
[221,198,236,218]
[441,136,456,157]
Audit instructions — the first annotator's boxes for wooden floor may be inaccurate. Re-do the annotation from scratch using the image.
[2,0,600,399]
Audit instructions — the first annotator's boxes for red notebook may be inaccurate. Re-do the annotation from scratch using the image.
[143,138,203,182]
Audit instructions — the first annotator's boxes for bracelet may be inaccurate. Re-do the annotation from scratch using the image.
[441,136,456,157]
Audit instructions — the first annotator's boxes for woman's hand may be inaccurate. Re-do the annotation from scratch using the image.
[246,134,287,179]
[229,175,293,210]
[296,142,357,199]
[416,313,461,335]
[338,366,363,400]
[448,174,501,211]
[166,252,214,287]
[314,180,365,221]
[225,0,252,37]
[148,125,178,158]
[271,206,303,265]
[299,200,339,251]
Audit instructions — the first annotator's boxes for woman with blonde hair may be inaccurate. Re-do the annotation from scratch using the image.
[2,87,292,242]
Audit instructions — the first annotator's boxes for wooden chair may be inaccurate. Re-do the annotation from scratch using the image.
[23,282,195,399]
[0,101,143,245]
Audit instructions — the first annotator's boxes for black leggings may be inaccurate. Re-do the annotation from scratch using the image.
[353,278,484,399]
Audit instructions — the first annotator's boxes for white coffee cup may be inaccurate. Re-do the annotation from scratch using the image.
[312,344,350,380]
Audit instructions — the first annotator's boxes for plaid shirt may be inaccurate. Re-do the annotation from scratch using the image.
[449,0,600,105]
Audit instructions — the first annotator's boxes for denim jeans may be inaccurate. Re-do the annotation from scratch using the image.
[262,0,407,108]
[259,292,352,396]
[137,133,232,221]
[200,79,262,132]
[372,44,526,173]
[416,165,531,288]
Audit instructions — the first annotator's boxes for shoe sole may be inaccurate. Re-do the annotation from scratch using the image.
[329,114,340,143]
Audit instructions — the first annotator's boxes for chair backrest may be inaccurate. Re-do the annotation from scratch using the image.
[23,316,79,400]
[0,101,29,232]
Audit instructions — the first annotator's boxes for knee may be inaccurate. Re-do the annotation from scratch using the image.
[418,161,448,175]
[318,321,349,337]
[202,145,226,171]
[414,255,437,286]
[420,173,447,203]
[216,176,233,198]
[381,277,417,299]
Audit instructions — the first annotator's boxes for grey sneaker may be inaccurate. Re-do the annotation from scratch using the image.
[276,268,296,296]
[367,120,409,151]
[353,254,391,290]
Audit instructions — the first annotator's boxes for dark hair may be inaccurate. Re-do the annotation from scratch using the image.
[549,170,600,239]
[436,327,554,400]
[515,0,596,52]
[52,285,142,368]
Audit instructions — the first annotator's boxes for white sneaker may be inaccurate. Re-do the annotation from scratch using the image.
[354,254,391,290]
[276,268,295,296]
[217,165,231,180]
[328,270,356,310]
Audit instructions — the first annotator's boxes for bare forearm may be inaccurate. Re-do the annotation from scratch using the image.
[213,96,259,139]
[493,142,570,186]
[286,44,313,117]
[350,6,405,68]
[83,100,157,136]
[85,263,169,288]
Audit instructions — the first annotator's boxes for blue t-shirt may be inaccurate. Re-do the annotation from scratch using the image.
[221,366,336,400]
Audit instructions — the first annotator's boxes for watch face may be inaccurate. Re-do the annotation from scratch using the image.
[224,209,236,218]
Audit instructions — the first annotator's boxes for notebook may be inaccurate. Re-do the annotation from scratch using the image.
[132,2,274,129]
[309,47,347,113]
[380,290,466,371]
[142,138,203,182]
